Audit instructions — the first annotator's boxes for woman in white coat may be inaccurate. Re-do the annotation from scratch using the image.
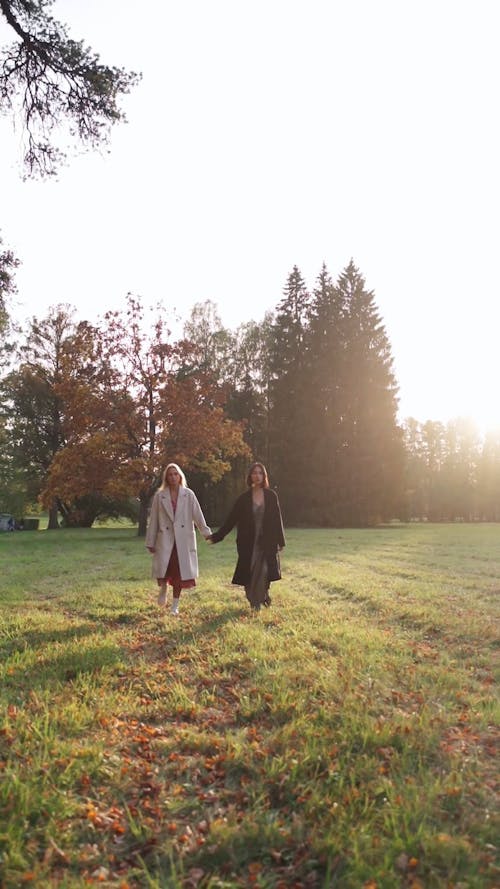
[145,463,211,615]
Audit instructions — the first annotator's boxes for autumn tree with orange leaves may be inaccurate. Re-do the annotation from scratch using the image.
[42,296,249,533]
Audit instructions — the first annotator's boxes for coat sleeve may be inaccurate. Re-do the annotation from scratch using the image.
[275,493,285,548]
[190,491,211,537]
[145,493,159,548]
[210,494,243,543]
[270,490,285,548]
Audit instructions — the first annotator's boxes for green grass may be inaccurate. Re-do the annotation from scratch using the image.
[0,524,498,888]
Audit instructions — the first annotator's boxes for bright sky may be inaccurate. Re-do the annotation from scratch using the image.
[1,0,499,431]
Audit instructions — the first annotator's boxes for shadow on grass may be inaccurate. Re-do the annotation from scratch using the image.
[119,603,249,667]
[2,603,261,714]
[322,583,385,616]
[3,642,124,699]
[0,622,100,659]
[73,604,151,624]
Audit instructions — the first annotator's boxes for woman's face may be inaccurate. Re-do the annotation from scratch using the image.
[250,465,264,487]
[166,467,180,487]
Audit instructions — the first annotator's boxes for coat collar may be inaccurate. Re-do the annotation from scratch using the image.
[159,486,186,521]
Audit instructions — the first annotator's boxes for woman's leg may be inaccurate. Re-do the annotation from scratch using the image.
[157,580,167,606]
[246,548,268,611]
[245,585,260,611]
[171,585,181,614]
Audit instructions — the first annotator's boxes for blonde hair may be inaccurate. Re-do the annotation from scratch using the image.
[160,463,187,490]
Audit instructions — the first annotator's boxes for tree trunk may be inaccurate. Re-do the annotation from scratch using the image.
[47,502,59,529]
[138,496,149,537]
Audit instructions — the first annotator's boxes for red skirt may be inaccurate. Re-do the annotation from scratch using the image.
[157,544,196,589]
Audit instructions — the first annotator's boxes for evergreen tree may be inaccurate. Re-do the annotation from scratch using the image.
[305,263,346,522]
[268,266,311,518]
[331,261,403,524]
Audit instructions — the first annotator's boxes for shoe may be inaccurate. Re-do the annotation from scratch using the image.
[263,595,272,607]
[171,600,180,615]
[157,587,167,606]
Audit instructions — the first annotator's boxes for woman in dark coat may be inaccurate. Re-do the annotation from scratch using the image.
[209,462,285,612]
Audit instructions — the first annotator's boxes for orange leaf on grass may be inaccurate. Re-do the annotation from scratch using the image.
[248,862,263,874]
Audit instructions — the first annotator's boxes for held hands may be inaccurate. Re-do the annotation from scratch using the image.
[147,546,155,553]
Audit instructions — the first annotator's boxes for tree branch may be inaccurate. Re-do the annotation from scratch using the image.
[0,0,140,175]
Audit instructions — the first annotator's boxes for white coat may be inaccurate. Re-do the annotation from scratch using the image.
[145,487,211,581]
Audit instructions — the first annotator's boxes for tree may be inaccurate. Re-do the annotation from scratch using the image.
[440,419,481,521]
[34,314,142,527]
[0,0,139,176]
[419,419,447,520]
[0,412,28,515]
[331,261,403,524]
[477,428,500,521]
[0,231,18,360]
[268,266,312,517]
[228,314,275,462]
[401,417,427,521]
[1,304,74,527]
[182,300,235,387]
[41,296,249,535]
[181,305,273,522]
[304,263,347,522]
[401,417,487,522]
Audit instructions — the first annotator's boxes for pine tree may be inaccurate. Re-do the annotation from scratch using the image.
[331,261,403,525]
[0,0,139,176]
[268,265,311,518]
[305,263,346,523]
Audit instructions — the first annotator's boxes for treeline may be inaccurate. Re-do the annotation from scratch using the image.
[403,419,500,522]
[1,251,500,530]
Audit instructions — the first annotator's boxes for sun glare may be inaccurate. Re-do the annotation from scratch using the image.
[399,362,499,437]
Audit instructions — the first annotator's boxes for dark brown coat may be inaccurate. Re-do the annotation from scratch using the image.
[210,488,285,586]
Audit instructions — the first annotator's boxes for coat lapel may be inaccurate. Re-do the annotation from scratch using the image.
[159,492,174,522]
[175,487,187,522]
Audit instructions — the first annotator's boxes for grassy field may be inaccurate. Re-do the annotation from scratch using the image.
[0,524,498,888]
